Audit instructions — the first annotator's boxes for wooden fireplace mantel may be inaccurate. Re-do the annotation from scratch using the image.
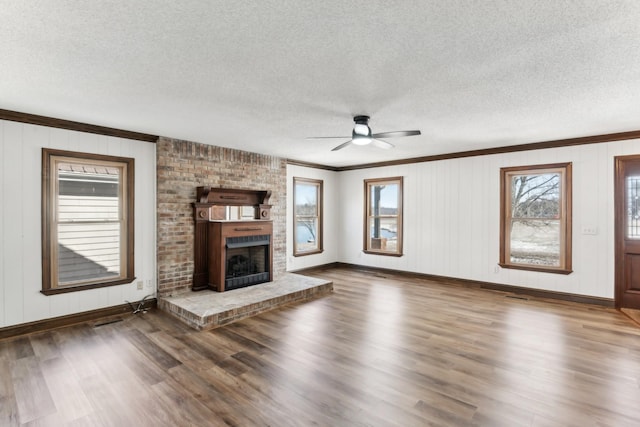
[194,187,272,221]
[192,187,273,291]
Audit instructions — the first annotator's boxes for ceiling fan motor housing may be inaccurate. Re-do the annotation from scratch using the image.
[353,115,370,125]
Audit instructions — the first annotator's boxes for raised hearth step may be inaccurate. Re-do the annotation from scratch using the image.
[158,273,333,330]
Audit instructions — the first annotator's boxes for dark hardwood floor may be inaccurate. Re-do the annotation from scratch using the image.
[1,267,640,426]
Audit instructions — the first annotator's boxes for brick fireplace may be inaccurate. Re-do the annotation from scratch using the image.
[156,138,286,297]
[156,139,332,330]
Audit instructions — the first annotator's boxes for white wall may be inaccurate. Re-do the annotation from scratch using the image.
[0,120,157,328]
[289,138,640,300]
[4,122,638,328]
[286,164,340,271]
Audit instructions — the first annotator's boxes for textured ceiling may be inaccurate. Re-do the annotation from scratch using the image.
[1,1,640,167]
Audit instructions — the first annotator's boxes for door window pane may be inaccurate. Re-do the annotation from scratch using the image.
[626,176,640,239]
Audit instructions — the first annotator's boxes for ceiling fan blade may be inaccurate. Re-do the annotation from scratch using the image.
[306,136,351,139]
[372,139,394,149]
[371,130,421,138]
[331,140,353,151]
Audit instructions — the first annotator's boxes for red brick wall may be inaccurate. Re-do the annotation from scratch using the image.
[156,137,287,296]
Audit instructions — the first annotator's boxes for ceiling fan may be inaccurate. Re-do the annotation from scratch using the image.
[307,115,421,151]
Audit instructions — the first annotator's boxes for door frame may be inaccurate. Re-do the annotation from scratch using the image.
[614,154,640,309]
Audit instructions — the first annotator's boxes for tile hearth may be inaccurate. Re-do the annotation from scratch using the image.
[158,273,333,330]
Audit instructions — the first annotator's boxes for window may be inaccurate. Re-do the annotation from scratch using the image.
[293,177,323,256]
[627,174,640,239]
[500,163,572,274]
[41,149,135,294]
[364,177,403,256]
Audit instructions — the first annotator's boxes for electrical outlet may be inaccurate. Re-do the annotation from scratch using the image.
[136,280,143,290]
[146,279,152,289]
[493,265,500,274]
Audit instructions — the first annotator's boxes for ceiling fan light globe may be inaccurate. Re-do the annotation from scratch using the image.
[352,135,372,145]
[353,123,370,136]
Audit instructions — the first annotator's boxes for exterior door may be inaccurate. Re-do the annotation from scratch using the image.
[615,155,640,309]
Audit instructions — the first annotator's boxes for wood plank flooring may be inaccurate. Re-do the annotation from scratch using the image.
[1,266,640,426]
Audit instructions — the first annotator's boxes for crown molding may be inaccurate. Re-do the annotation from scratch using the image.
[0,108,158,143]
[289,130,640,171]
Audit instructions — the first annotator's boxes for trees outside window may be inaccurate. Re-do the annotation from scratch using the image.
[364,177,403,256]
[42,149,135,294]
[293,177,323,256]
[500,163,572,274]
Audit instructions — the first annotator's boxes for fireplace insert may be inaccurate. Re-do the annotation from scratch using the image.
[224,235,270,290]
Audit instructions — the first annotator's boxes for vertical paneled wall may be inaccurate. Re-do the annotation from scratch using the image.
[334,139,640,299]
[156,137,287,297]
[0,119,157,328]
[286,164,340,271]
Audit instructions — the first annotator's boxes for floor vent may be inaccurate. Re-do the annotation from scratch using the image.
[93,318,123,328]
[505,295,528,300]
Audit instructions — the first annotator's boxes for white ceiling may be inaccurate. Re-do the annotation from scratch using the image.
[2,1,640,167]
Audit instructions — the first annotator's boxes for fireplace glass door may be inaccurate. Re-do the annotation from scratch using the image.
[225,235,270,290]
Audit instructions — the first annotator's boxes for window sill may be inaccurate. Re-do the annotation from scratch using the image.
[363,250,403,257]
[293,249,324,257]
[498,263,572,275]
[41,277,136,295]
